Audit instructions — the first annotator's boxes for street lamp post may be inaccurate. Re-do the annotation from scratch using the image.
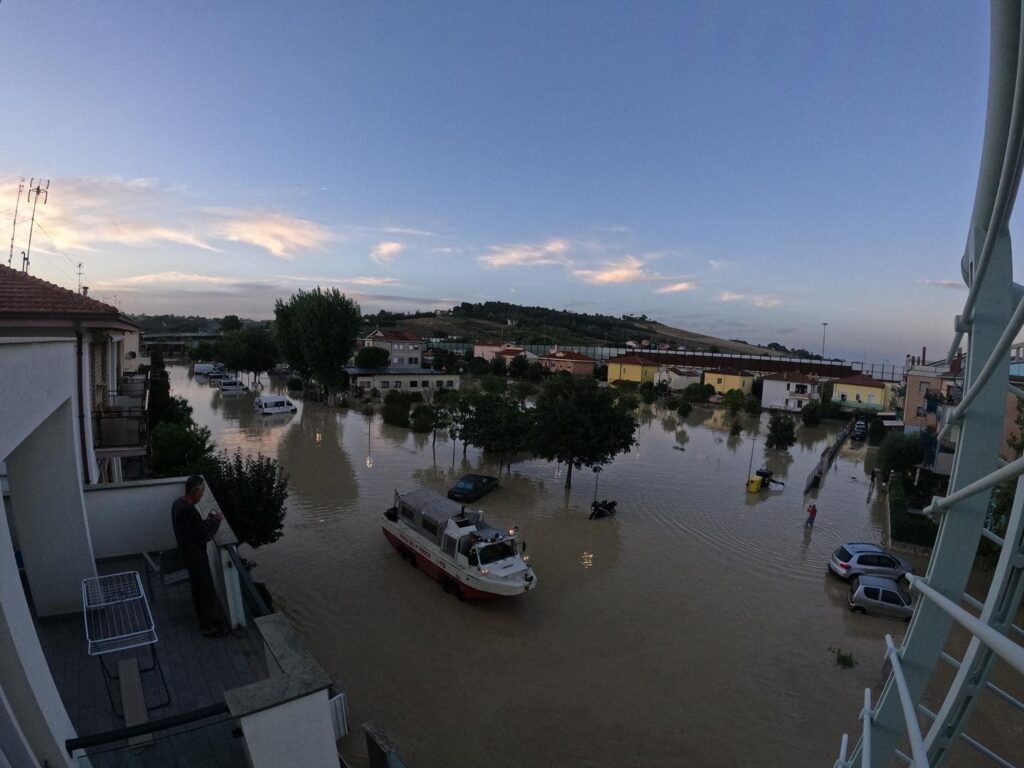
[821,322,829,359]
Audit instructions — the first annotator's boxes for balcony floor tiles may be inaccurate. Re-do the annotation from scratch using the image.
[34,557,264,767]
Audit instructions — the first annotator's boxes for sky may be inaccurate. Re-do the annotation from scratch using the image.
[0,2,1004,362]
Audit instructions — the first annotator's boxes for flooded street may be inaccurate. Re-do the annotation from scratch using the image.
[174,366,905,767]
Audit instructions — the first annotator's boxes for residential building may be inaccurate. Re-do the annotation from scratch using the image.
[760,372,820,412]
[903,361,963,434]
[362,328,423,369]
[495,347,539,365]
[0,293,347,766]
[0,265,148,484]
[606,354,659,384]
[655,366,701,391]
[539,349,596,376]
[832,373,890,409]
[703,368,753,396]
[473,340,522,361]
[348,369,461,394]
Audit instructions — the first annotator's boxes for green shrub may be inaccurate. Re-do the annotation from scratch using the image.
[204,450,288,548]
[411,404,434,433]
[287,376,303,390]
[676,400,692,418]
[765,411,797,449]
[382,400,410,427]
[149,421,214,478]
[354,346,390,368]
[888,480,938,547]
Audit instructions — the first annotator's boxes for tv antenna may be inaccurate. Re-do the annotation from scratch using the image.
[7,177,24,267]
[23,178,49,273]
[77,261,84,294]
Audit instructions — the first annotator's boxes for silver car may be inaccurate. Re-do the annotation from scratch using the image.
[828,542,913,581]
[848,575,914,621]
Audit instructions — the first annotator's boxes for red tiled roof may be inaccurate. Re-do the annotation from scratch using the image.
[497,347,525,357]
[607,354,659,365]
[763,371,818,384]
[837,373,886,388]
[704,367,751,377]
[666,367,701,376]
[0,264,123,317]
[366,328,422,342]
[540,350,596,362]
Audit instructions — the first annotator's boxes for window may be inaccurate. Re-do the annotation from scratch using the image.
[422,381,430,388]
[855,394,862,402]
[408,357,419,365]
[397,344,404,350]
[381,381,390,389]
[422,518,438,536]
[410,381,418,388]
[468,550,479,567]
[392,356,400,364]
[400,505,414,522]
[394,381,402,388]
[786,383,791,391]
[881,590,902,606]
[863,587,880,601]
[919,381,930,393]
[840,393,848,401]
[916,406,927,417]
[877,556,896,568]
[785,399,789,407]
[446,380,454,387]
[436,380,444,388]
[717,377,723,385]
[412,344,419,350]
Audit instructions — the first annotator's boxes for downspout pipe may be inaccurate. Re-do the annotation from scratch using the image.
[75,323,91,485]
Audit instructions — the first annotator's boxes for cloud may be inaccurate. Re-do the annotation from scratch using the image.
[348,276,400,286]
[380,227,435,236]
[920,279,965,289]
[478,238,570,268]
[655,281,697,294]
[371,241,404,263]
[572,255,659,285]
[218,212,335,260]
[707,260,726,271]
[94,271,240,288]
[718,291,781,308]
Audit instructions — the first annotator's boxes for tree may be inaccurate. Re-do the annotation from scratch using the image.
[204,451,288,548]
[149,421,215,477]
[530,376,638,488]
[479,375,507,395]
[489,356,508,376]
[469,356,490,376]
[723,389,747,414]
[676,400,692,418]
[867,417,886,446]
[411,404,434,433]
[800,400,822,426]
[683,382,715,403]
[743,395,761,415]
[877,432,929,478]
[242,325,278,379]
[189,341,215,361]
[765,411,797,449]
[220,314,243,331]
[274,288,361,400]
[508,354,529,379]
[355,346,391,368]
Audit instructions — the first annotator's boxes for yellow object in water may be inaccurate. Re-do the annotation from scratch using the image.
[747,476,763,493]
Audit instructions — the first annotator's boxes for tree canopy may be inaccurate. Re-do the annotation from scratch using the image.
[274,288,361,396]
[355,346,391,368]
[530,376,638,488]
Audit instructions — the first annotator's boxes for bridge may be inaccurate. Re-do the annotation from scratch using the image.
[141,330,221,354]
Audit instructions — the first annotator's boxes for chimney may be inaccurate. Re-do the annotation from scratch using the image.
[81,286,89,297]
[922,346,927,364]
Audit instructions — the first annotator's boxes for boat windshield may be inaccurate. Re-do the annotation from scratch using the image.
[478,540,516,564]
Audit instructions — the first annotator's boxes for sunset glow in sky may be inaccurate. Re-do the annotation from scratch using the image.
[0,2,1004,361]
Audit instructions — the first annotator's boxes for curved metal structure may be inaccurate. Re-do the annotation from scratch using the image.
[836,3,1024,766]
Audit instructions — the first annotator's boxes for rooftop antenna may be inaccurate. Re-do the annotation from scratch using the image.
[23,178,49,273]
[77,261,84,294]
[8,177,24,267]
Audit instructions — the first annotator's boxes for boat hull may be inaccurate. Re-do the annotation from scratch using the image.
[382,525,533,599]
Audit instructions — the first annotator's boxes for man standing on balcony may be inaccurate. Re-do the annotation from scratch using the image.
[172,475,228,637]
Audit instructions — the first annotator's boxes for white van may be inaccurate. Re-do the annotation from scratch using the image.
[219,379,249,394]
[254,396,297,415]
[193,362,223,376]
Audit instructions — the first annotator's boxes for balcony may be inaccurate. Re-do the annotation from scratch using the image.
[19,478,344,768]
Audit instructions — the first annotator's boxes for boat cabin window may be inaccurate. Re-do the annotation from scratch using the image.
[422,518,438,537]
[442,535,457,558]
[468,549,479,566]
[458,536,472,556]
[400,505,415,522]
[479,540,516,564]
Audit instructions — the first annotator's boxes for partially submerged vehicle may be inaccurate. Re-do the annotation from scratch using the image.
[218,379,248,394]
[383,489,536,599]
[254,395,297,415]
[447,474,499,502]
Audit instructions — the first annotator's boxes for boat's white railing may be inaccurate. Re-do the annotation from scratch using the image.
[835,2,1024,766]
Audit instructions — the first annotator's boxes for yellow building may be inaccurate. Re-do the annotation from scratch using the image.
[831,373,889,410]
[703,368,753,395]
[606,355,659,384]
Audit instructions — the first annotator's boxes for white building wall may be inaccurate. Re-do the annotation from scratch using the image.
[83,478,185,559]
[761,380,817,412]
[238,690,337,768]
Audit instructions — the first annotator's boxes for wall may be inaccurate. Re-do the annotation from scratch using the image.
[238,690,337,768]
[0,339,77,462]
[83,478,186,559]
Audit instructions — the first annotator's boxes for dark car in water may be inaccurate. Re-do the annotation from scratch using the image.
[447,474,499,502]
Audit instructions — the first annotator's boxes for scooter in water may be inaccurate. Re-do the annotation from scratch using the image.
[589,499,618,519]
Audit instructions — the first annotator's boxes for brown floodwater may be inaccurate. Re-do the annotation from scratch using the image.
[173,367,913,767]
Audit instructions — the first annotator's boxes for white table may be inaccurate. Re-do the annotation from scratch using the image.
[82,571,168,715]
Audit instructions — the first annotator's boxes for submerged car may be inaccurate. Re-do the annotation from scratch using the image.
[848,575,914,621]
[829,543,914,581]
[447,474,499,503]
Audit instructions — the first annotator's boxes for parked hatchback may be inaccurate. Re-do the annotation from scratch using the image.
[829,543,913,581]
[849,575,914,621]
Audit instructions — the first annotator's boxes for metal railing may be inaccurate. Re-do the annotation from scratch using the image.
[836,3,1024,765]
[92,409,147,449]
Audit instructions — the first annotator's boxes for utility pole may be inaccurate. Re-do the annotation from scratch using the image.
[8,178,24,267]
[23,178,49,273]
[821,322,829,359]
[77,262,84,294]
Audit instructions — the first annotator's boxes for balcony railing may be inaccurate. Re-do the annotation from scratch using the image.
[92,408,147,450]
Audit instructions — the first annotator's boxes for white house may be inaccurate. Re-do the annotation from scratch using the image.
[347,369,462,394]
[656,366,702,391]
[361,328,424,369]
[760,372,821,412]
